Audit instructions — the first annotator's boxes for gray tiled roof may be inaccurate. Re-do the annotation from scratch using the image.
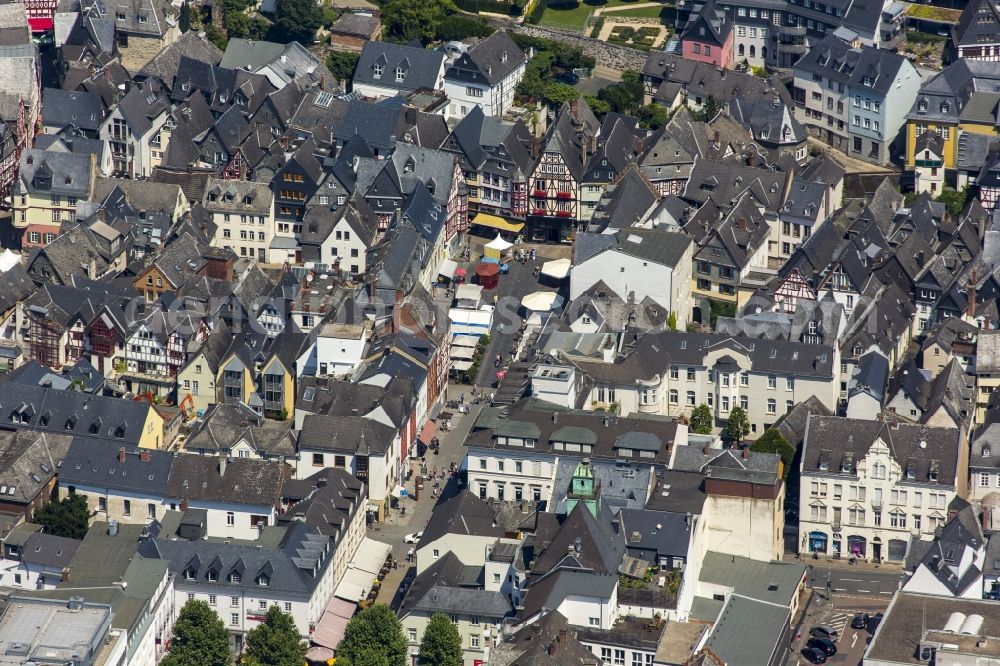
[354,41,444,93]
[802,415,961,486]
[60,438,173,495]
[165,455,287,507]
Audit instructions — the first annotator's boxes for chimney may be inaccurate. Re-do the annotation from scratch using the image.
[736,217,747,230]
[139,450,150,463]
[97,208,105,222]
[968,270,978,319]
[219,457,227,477]
[713,130,720,144]
[703,445,710,455]
[742,447,751,460]
[180,499,189,511]
[118,447,126,464]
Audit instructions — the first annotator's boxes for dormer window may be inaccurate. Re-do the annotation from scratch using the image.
[918,99,927,113]
[863,76,873,87]
[229,573,241,583]
[373,64,383,78]
[207,571,217,582]
[940,101,949,114]
[256,574,270,586]
[395,66,405,82]
[184,568,196,580]
[984,445,992,457]
[116,12,125,20]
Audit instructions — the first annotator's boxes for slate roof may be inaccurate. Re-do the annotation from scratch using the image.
[802,415,961,486]
[60,438,173,494]
[530,503,626,577]
[21,532,80,569]
[445,31,524,87]
[185,403,295,459]
[354,41,444,93]
[0,429,73,505]
[165,455,287,507]
[702,594,789,666]
[399,550,513,619]
[18,149,93,197]
[909,505,985,596]
[277,467,365,538]
[298,413,396,455]
[952,0,1000,51]
[0,381,152,446]
[41,89,105,132]
[141,521,332,598]
[137,31,223,90]
[419,491,507,547]
[588,167,660,232]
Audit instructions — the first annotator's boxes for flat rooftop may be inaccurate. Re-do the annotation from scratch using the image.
[867,592,1000,664]
[0,596,110,665]
[655,621,709,665]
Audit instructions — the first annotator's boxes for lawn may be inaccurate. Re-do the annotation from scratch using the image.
[538,0,668,32]
[610,4,669,18]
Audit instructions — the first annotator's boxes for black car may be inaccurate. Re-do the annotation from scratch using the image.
[801,647,827,664]
[807,637,837,656]
[851,613,870,629]
[809,625,838,640]
[556,71,580,85]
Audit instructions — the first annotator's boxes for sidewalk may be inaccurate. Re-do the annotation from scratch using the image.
[784,552,905,573]
[372,387,485,608]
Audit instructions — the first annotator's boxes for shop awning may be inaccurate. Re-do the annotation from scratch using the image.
[438,259,458,280]
[452,334,480,348]
[452,360,474,371]
[472,213,524,233]
[28,17,54,31]
[334,568,374,602]
[451,346,476,360]
[311,597,356,649]
[352,537,392,575]
[418,420,437,444]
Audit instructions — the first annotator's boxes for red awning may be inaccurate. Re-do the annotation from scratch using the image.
[311,597,356,649]
[455,267,467,277]
[28,18,54,31]
[418,420,437,444]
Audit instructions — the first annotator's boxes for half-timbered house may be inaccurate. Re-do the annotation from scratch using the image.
[526,99,599,242]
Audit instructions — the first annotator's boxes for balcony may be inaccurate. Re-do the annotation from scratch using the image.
[871,499,883,510]
[779,41,809,54]
[556,191,572,199]
[778,24,806,36]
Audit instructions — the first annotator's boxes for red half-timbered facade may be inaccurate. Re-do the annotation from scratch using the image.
[774,268,817,313]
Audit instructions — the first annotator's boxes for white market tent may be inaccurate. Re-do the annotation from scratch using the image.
[540,257,571,280]
[522,291,564,312]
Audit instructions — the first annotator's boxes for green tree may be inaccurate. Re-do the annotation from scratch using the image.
[517,51,555,100]
[327,50,361,85]
[583,94,611,118]
[179,1,192,31]
[435,15,492,41]
[689,404,713,435]
[243,606,305,666]
[667,311,677,331]
[338,604,407,666]
[691,95,722,122]
[543,82,579,107]
[161,600,232,666]
[34,494,89,539]
[722,406,751,444]
[418,613,463,666]
[636,103,668,130]
[381,0,451,44]
[935,186,972,217]
[337,647,391,666]
[751,429,796,479]
[271,0,322,44]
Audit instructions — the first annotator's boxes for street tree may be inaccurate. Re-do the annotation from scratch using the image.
[689,404,713,435]
[337,604,407,666]
[243,605,306,666]
[722,406,751,444]
[161,600,231,666]
[418,613,463,666]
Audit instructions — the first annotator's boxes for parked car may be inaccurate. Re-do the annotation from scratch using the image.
[807,638,837,656]
[404,531,423,544]
[809,625,838,640]
[556,71,580,85]
[851,613,870,630]
[801,647,827,664]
